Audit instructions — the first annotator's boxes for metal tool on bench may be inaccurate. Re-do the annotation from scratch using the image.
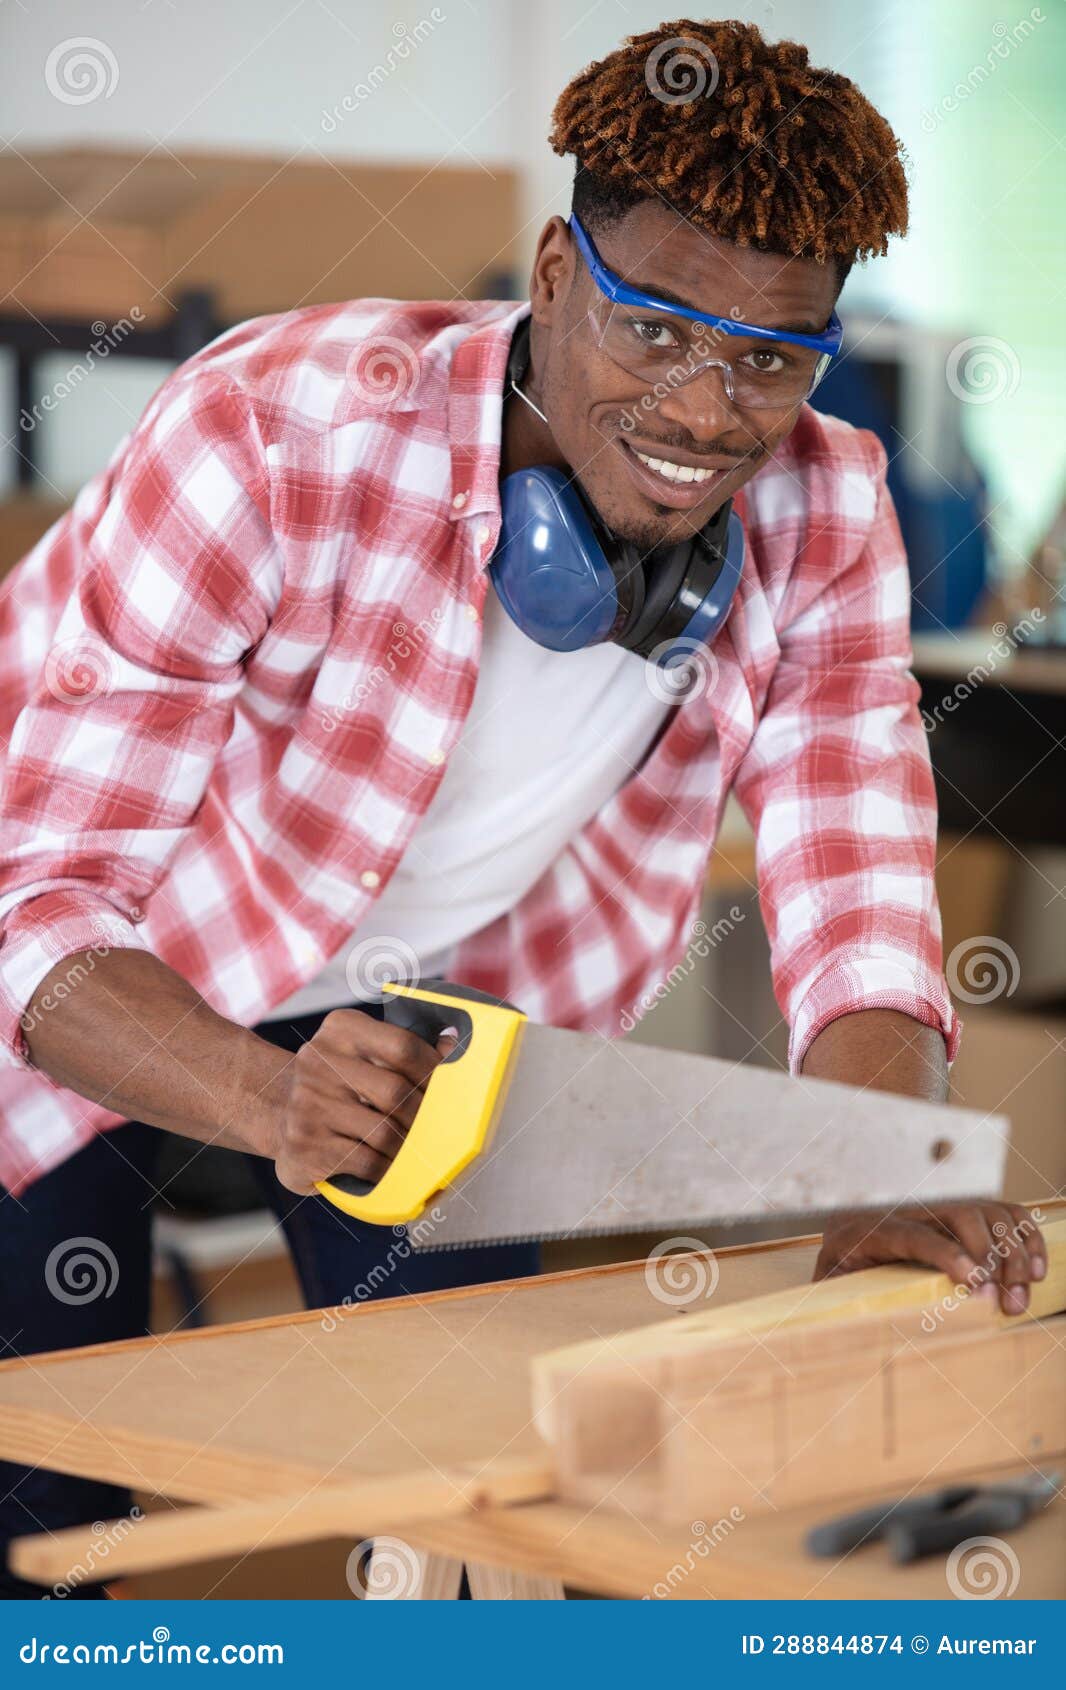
[808,1472,1062,1563]
[316,978,1009,1249]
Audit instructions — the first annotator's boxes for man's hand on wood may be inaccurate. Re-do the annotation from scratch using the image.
[814,1202,1047,1316]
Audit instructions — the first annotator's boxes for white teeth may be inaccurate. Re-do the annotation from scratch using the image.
[633,449,716,485]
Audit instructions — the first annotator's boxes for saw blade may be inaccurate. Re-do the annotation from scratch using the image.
[408,1024,1007,1251]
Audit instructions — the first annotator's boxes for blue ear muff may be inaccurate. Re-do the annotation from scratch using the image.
[488,464,744,669]
[490,467,629,653]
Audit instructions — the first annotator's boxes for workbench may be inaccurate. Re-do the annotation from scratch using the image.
[1,1221,1062,1600]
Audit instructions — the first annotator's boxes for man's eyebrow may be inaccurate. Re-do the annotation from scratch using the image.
[628,272,826,337]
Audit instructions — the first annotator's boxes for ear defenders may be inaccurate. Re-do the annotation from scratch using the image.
[488,319,745,670]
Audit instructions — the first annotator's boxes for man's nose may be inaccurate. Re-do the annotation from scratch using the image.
[651,361,745,441]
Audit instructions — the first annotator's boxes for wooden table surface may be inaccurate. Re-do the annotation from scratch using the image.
[1,1228,1062,1600]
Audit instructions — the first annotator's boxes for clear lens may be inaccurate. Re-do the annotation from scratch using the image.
[589,298,825,409]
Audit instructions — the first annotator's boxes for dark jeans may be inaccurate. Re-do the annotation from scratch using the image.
[0,1004,538,1598]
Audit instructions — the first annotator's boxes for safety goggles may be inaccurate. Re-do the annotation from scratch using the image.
[571,213,843,411]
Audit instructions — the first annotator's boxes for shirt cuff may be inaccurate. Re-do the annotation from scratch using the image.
[788,954,962,1077]
[0,888,150,1071]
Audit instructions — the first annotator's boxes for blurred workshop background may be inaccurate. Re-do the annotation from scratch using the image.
[1,0,1064,1350]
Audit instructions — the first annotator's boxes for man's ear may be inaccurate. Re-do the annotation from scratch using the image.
[528,215,575,328]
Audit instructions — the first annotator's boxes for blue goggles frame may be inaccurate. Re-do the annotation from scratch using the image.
[569,213,844,362]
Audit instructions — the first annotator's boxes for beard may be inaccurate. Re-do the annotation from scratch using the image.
[576,479,725,555]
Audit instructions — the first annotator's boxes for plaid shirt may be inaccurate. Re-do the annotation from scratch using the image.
[0,298,960,1195]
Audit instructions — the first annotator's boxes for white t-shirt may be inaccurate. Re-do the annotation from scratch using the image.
[264,583,673,1020]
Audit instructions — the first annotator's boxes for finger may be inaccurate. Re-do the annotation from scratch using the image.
[326,1128,395,1184]
[314,1009,443,1089]
[334,1054,426,1131]
[935,1204,1000,1293]
[1007,1203,1047,1281]
[823,1219,977,1285]
[986,1205,1036,1315]
[318,1095,408,1162]
[297,1041,428,1131]
[276,1130,393,1196]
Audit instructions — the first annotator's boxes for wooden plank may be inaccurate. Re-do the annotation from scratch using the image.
[533,1214,1066,1444]
[1,1206,1061,1598]
[399,1484,1066,1600]
[0,1232,822,1508]
[9,1457,555,1587]
[536,1218,1066,1527]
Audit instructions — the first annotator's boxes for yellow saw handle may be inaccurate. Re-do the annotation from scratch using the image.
[315,979,527,1226]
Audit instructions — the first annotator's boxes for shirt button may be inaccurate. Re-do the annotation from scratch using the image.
[359,870,381,889]
[452,491,468,510]
[476,523,492,548]
[466,603,479,621]
[427,748,445,766]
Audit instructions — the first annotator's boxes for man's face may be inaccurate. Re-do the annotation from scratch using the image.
[528,200,841,552]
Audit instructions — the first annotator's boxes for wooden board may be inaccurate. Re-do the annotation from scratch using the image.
[535,1216,1066,1526]
[546,1313,1065,1526]
[399,1484,1066,1600]
[0,1234,822,1509]
[535,1215,1066,1414]
[2,1215,1062,1599]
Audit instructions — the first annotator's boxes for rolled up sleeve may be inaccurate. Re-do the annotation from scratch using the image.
[731,434,962,1076]
[0,370,281,1069]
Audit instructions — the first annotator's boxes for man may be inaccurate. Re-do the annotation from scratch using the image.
[0,20,1045,1594]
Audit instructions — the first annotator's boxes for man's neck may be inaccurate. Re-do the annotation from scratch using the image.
[499,325,567,482]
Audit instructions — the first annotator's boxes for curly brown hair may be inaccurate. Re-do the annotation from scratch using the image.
[549,18,909,279]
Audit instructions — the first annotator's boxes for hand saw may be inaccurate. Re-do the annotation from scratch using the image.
[316,979,1007,1250]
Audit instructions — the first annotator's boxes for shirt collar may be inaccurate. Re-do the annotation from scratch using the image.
[448,300,530,540]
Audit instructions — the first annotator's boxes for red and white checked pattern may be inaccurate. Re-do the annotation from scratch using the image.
[0,297,960,1194]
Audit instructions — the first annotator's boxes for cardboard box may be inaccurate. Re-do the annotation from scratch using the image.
[0,147,518,326]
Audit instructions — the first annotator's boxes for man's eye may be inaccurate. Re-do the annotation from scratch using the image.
[629,317,681,350]
[742,347,788,375]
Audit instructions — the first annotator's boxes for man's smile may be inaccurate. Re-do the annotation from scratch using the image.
[613,432,762,512]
